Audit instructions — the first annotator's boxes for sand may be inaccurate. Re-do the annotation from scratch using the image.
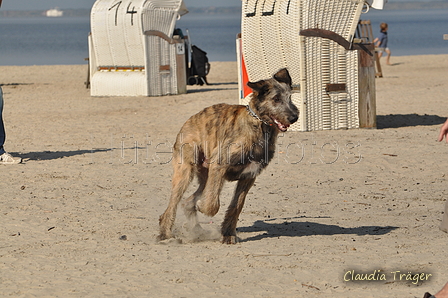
[1,55,448,297]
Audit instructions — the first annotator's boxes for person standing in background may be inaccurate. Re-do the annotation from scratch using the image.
[374,22,392,65]
[0,0,22,164]
[0,88,22,164]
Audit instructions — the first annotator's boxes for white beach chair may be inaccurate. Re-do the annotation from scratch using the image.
[89,0,188,97]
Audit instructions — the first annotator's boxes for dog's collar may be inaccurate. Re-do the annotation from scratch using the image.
[246,105,270,126]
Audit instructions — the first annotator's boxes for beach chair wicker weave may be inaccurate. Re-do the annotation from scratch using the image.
[240,0,365,131]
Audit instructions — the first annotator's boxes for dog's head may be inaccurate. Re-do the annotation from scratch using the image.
[247,68,299,132]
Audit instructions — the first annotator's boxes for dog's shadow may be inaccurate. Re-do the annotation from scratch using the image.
[237,217,398,242]
[14,148,112,161]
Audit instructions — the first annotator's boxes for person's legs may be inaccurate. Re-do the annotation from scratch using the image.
[0,87,21,164]
[0,87,6,155]
[377,50,384,59]
[385,48,392,65]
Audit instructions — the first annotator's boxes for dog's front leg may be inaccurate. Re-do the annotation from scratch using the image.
[221,177,256,244]
[196,164,225,217]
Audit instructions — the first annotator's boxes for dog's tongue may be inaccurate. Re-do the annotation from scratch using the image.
[273,118,289,132]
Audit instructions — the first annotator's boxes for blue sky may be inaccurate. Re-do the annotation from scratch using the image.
[0,0,437,10]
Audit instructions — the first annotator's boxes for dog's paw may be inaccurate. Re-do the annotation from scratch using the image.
[156,232,172,242]
[195,199,204,214]
[157,238,183,245]
[157,233,183,245]
[221,235,239,244]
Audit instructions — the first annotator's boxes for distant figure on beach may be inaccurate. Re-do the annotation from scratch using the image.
[0,88,22,164]
[374,22,392,65]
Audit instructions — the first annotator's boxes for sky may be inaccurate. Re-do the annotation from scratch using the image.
[0,0,242,10]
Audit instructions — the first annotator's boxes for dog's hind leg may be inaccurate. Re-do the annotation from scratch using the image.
[221,178,256,244]
[158,162,194,241]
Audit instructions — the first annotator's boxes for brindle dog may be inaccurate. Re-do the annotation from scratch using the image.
[158,68,298,244]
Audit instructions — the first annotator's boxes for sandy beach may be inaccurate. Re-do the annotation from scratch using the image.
[1,55,448,297]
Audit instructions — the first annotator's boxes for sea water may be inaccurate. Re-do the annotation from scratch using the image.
[0,17,91,66]
[365,8,448,56]
[0,8,447,66]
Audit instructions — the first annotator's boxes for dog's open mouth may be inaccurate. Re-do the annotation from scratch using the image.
[272,117,290,132]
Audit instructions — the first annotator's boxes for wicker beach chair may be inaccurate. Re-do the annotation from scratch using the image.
[89,0,188,96]
[240,0,367,131]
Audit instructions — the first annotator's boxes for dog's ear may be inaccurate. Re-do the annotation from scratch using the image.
[247,80,268,98]
[247,80,265,92]
[273,68,292,87]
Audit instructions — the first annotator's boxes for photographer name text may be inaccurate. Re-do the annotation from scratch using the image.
[344,270,432,285]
